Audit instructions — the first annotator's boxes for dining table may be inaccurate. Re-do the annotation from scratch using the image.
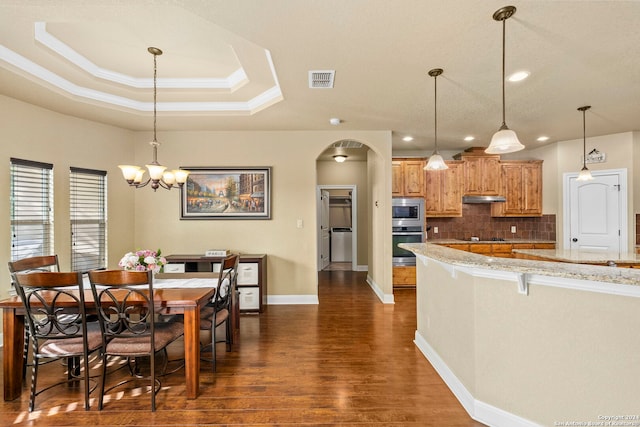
[0,274,219,401]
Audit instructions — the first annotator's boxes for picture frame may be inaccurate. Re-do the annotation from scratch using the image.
[180,167,271,220]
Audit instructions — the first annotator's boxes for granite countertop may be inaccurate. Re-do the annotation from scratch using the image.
[399,242,640,286]
[430,239,555,245]
[512,249,640,264]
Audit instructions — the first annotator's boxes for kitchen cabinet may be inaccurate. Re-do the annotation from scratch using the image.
[457,153,501,196]
[393,265,416,287]
[437,242,556,258]
[392,158,425,197]
[425,161,463,217]
[491,160,543,217]
[165,254,267,313]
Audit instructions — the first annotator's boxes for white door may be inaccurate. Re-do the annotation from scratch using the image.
[567,171,624,252]
[319,190,330,270]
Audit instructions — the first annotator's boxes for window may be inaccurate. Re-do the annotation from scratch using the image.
[70,167,107,272]
[10,158,54,261]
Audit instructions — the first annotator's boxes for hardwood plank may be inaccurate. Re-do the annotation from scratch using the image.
[0,271,485,426]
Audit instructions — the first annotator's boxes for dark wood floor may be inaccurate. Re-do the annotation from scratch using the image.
[0,271,485,426]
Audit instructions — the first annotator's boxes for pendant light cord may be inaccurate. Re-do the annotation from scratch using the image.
[501,18,506,128]
[582,108,586,168]
[434,73,438,153]
[151,50,159,164]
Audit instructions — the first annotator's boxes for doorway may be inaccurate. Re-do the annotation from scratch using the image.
[316,185,357,271]
[563,168,628,252]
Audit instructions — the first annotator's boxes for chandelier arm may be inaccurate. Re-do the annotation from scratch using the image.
[157,180,173,190]
[132,178,151,189]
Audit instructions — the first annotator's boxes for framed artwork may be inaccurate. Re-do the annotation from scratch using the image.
[180,167,271,220]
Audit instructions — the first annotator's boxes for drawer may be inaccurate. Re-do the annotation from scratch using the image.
[237,263,259,285]
[238,287,259,310]
[164,263,185,273]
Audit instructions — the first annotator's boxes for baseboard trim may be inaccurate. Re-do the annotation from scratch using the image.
[267,295,319,305]
[414,331,541,427]
[366,274,394,304]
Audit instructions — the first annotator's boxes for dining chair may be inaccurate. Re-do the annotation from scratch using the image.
[87,270,184,411]
[199,254,238,372]
[8,255,61,380]
[11,271,102,412]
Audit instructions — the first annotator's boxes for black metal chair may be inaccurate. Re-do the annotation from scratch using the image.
[199,254,238,372]
[11,271,102,412]
[87,269,184,411]
[8,255,61,380]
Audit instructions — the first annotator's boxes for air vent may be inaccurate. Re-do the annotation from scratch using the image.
[309,70,335,88]
[333,140,363,149]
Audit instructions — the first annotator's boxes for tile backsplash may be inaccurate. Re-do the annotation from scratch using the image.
[427,204,556,241]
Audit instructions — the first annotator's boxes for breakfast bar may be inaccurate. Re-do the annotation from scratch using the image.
[400,242,640,427]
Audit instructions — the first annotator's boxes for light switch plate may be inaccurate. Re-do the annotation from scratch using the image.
[511,226,517,234]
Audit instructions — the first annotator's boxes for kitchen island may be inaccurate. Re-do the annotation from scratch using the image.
[400,242,640,427]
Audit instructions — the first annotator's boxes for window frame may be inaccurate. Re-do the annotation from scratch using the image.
[10,158,54,261]
[70,166,107,273]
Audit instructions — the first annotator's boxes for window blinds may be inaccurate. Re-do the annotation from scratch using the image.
[10,158,54,261]
[70,167,107,273]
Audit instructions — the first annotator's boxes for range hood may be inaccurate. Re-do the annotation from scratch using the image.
[462,195,506,203]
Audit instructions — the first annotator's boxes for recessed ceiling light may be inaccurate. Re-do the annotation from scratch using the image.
[464,136,475,142]
[507,71,530,82]
[537,136,549,142]
[329,118,341,125]
[402,136,414,142]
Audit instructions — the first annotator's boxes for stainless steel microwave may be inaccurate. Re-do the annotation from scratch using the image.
[392,198,424,227]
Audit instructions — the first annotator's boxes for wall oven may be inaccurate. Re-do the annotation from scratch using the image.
[392,198,424,266]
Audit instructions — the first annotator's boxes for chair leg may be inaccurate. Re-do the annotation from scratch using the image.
[28,357,38,412]
[212,323,217,373]
[98,353,107,410]
[23,329,30,380]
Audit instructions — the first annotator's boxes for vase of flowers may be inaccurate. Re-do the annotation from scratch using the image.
[118,249,166,274]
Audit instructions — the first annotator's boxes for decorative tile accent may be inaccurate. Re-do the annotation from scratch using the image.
[427,204,556,241]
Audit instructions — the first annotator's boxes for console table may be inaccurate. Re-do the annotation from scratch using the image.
[165,254,267,313]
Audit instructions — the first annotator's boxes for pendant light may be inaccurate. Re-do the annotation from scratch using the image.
[118,47,189,191]
[424,68,448,171]
[576,105,594,181]
[485,6,525,155]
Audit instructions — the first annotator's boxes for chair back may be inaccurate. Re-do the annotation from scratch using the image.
[214,255,238,312]
[11,271,88,345]
[87,270,155,346]
[8,255,60,274]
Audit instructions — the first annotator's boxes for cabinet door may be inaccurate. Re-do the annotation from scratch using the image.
[463,156,500,195]
[521,163,542,214]
[441,162,463,216]
[392,161,404,196]
[403,160,425,197]
[425,162,462,217]
[492,161,542,217]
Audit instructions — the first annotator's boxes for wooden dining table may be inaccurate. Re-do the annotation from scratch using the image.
[0,281,217,401]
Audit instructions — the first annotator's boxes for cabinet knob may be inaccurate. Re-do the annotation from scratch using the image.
[572,238,578,242]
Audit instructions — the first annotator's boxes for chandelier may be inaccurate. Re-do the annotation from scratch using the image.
[118,47,189,191]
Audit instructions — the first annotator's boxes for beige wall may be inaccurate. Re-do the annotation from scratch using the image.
[0,94,395,335]
[317,159,369,266]
[0,95,135,297]
[417,257,640,426]
[130,130,392,299]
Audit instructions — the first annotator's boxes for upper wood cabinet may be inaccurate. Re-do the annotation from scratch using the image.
[425,161,463,217]
[461,154,501,196]
[491,160,543,217]
[392,159,425,197]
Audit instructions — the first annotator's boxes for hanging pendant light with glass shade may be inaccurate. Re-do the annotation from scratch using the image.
[485,6,525,155]
[424,68,448,171]
[576,105,594,181]
[118,47,189,191]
